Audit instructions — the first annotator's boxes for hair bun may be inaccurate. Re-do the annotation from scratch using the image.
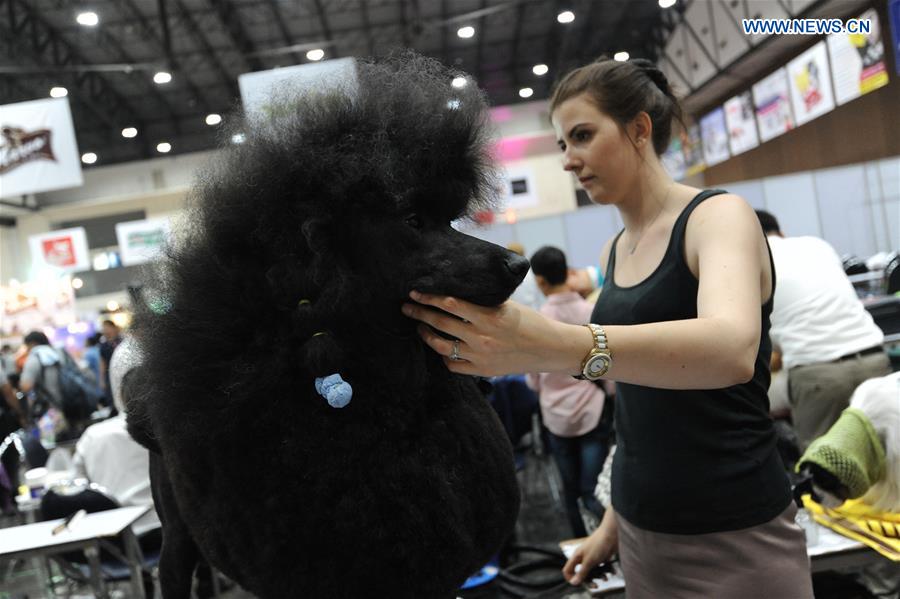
[630,58,671,95]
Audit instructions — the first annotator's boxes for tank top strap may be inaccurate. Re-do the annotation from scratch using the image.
[604,229,626,282]
[668,189,728,264]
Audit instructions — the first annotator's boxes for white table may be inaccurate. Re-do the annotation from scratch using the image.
[0,505,150,599]
[562,521,883,597]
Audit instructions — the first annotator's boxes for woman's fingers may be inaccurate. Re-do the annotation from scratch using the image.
[562,550,584,584]
[402,301,469,341]
[408,291,485,324]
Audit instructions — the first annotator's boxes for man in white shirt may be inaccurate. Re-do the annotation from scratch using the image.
[757,211,891,448]
[73,336,160,536]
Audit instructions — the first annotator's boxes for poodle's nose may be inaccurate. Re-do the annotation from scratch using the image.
[505,254,530,278]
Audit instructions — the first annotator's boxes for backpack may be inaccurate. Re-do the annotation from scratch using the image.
[37,348,103,424]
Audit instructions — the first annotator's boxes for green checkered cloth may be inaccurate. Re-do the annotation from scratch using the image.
[797,407,885,499]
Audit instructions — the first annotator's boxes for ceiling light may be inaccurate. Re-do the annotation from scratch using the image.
[49,86,68,98]
[76,11,98,26]
[457,26,475,39]
[106,301,119,311]
[519,87,534,98]
[156,142,171,153]
[231,133,246,144]
[306,48,325,61]
[659,0,677,8]
[205,113,222,126]
[153,71,172,84]
[557,11,575,24]
[81,152,97,164]
[121,127,138,138]
[71,277,84,290]
[532,64,548,76]
[614,51,630,62]
[451,76,467,89]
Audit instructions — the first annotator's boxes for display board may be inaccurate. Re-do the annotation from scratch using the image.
[115,218,171,266]
[723,91,760,156]
[752,68,795,142]
[787,41,836,126]
[827,8,890,105]
[28,227,90,273]
[699,107,730,167]
[238,58,358,117]
[0,97,83,198]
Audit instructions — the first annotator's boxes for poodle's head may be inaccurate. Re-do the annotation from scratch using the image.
[135,52,529,385]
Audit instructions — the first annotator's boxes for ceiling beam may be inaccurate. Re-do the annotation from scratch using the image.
[169,0,240,103]
[263,0,304,65]
[206,0,264,72]
[359,0,376,57]
[310,0,336,56]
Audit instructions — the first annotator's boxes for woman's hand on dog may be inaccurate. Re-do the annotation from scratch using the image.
[402,291,592,377]
[562,507,619,586]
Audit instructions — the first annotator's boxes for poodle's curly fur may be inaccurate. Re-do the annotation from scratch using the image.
[128,53,525,598]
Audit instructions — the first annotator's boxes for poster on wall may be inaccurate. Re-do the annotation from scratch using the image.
[661,137,686,180]
[681,124,706,177]
[890,0,900,76]
[699,107,730,167]
[0,97,83,199]
[238,58,357,117]
[827,9,890,105]
[752,68,795,142]
[787,41,836,126]
[115,218,171,266]
[500,165,539,210]
[723,92,759,156]
[28,227,90,273]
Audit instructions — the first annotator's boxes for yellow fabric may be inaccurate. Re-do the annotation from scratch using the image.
[803,495,900,562]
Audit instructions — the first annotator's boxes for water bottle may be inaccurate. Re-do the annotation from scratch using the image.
[795,507,819,546]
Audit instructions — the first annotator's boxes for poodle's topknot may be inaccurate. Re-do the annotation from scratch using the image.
[129,52,520,599]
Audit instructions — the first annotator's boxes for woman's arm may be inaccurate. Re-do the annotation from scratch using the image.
[402,195,765,390]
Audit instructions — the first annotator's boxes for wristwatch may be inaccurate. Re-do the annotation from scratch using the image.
[576,324,612,381]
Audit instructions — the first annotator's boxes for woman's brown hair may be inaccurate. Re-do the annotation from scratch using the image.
[549,57,683,156]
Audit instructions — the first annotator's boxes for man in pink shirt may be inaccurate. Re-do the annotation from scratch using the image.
[526,246,610,538]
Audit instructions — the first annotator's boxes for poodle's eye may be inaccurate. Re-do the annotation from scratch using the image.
[405,214,424,229]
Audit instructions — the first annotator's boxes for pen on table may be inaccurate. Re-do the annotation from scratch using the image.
[52,509,87,535]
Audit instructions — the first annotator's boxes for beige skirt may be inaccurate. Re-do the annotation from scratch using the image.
[616,502,814,599]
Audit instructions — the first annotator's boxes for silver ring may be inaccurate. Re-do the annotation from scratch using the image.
[450,339,461,361]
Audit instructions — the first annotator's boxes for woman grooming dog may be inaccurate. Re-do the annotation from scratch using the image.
[403,57,813,598]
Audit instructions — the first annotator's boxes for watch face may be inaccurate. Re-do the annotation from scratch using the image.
[585,354,610,378]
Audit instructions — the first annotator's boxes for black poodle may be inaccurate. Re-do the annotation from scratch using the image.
[127,53,527,598]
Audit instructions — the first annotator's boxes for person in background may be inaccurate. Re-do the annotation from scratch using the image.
[83,333,102,393]
[756,210,890,449]
[404,57,813,597]
[74,335,161,540]
[527,245,609,538]
[507,243,546,312]
[0,344,15,375]
[98,320,123,407]
[18,331,63,417]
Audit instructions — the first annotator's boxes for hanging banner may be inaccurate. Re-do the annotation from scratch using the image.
[700,107,730,167]
[753,68,795,142]
[28,227,90,273]
[115,217,171,266]
[238,58,358,117]
[827,8,890,106]
[724,91,760,156]
[0,97,83,199]
[787,41,836,126]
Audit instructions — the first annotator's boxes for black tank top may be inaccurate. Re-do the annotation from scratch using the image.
[593,189,791,534]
